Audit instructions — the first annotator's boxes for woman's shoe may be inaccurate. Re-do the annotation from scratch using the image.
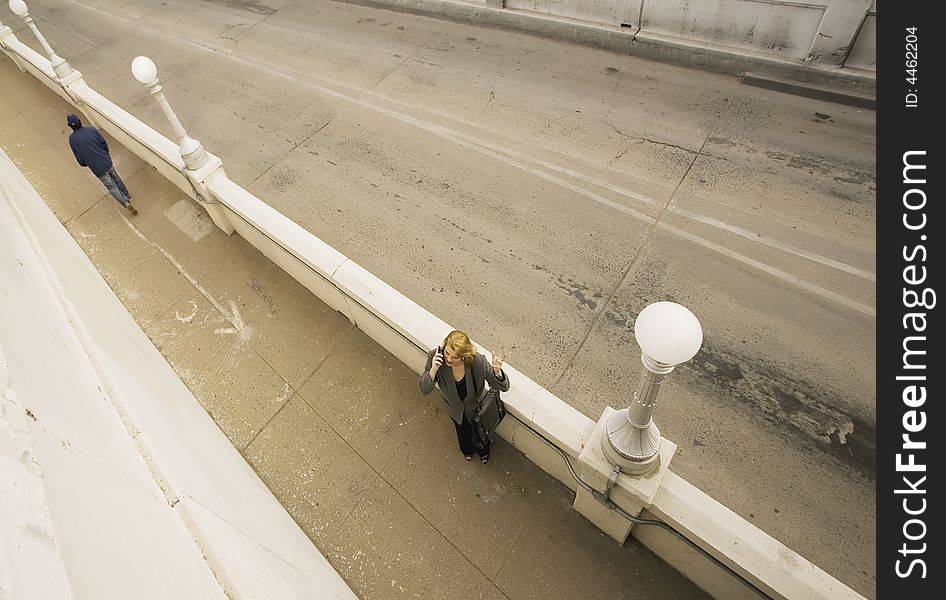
[481,456,489,464]
[465,455,472,461]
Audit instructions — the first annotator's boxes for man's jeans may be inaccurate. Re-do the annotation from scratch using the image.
[97,166,130,206]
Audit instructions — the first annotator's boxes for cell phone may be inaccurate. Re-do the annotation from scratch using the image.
[437,346,445,362]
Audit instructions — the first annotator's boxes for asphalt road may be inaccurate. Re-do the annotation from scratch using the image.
[1,0,877,595]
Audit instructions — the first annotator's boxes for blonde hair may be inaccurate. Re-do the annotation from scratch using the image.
[443,330,475,366]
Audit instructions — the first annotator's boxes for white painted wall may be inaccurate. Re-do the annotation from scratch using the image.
[1,149,226,600]
[0,362,75,600]
[0,145,359,599]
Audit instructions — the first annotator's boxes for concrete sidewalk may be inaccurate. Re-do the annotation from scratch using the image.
[0,54,707,599]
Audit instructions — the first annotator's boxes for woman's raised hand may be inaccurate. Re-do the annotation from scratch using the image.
[491,349,507,375]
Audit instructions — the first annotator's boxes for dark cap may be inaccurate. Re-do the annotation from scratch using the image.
[66,114,81,128]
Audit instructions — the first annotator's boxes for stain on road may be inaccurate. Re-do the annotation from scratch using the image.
[207,0,277,16]
[686,343,875,473]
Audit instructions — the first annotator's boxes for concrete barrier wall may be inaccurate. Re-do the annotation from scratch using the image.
[0,30,71,100]
[500,0,874,69]
[1,26,864,600]
[506,0,639,25]
[639,472,865,600]
[844,7,876,71]
[641,0,826,61]
[338,0,875,92]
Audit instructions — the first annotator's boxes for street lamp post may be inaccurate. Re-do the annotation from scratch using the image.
[8,0,74,78]
[130,55,234,234]
[601,301,703,475]
[131,55,208,170]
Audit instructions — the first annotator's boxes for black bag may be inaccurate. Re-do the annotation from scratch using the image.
[471,387,506,450]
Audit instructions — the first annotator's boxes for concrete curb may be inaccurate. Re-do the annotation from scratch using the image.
[742,73,876,110]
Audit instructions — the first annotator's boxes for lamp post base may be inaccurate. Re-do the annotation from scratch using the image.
[601,407,661,475]
[50,54,73,79]
[180,136,208,171]
[574,407,677,542]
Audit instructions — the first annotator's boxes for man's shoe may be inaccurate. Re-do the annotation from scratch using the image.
[126,202,138,215]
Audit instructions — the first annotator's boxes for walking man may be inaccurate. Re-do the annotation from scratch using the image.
[66,114,136,215]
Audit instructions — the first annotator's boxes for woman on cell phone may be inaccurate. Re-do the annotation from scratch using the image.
[419,330,509,463]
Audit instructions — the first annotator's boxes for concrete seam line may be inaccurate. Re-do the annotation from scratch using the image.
[174,493,311,579]
[116,213,245,332]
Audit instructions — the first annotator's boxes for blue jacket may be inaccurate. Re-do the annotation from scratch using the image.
[68,126,113,177]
